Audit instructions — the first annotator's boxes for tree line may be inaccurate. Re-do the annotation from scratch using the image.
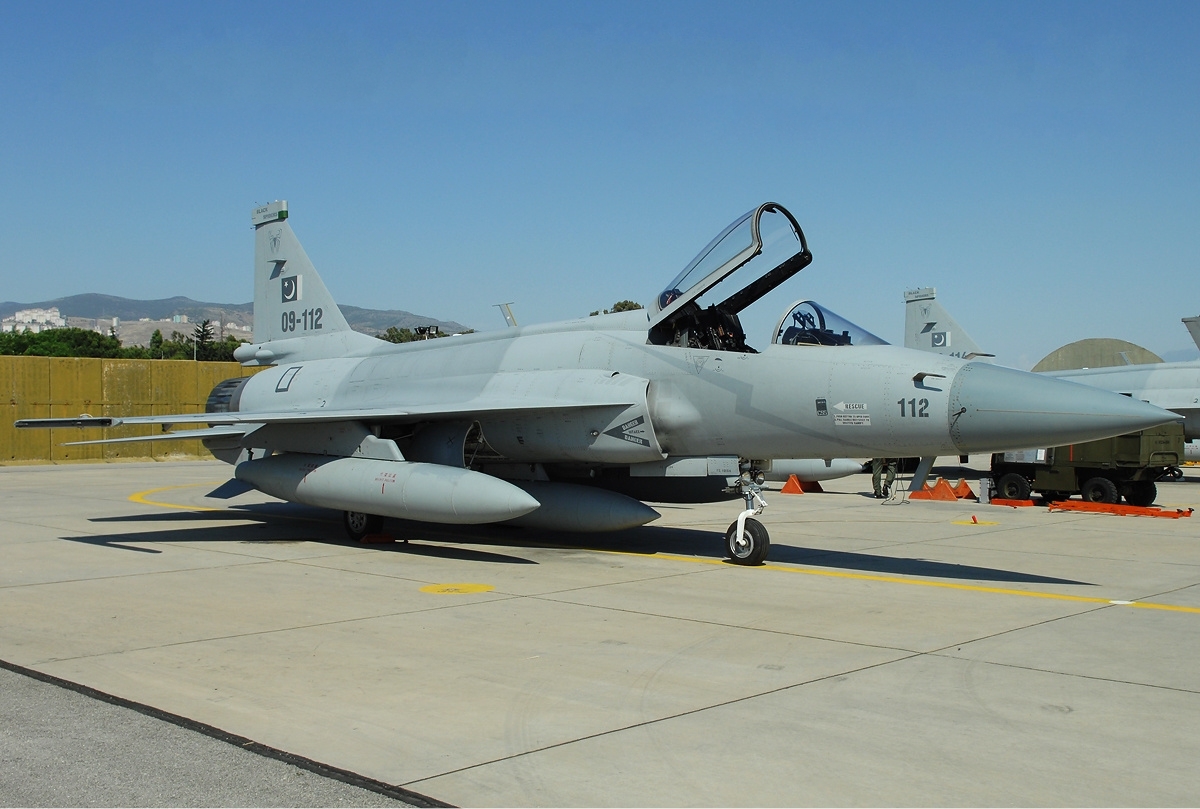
[0,320,245,360]
[3,305,638,358]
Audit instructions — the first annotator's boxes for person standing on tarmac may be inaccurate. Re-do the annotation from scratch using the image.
[872,457,897,498]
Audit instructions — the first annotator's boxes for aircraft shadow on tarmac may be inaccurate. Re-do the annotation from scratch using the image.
[76,502,1091,586]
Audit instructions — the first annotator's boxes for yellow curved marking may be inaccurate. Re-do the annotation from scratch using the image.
[129,483,226,512]
[420,583,495,595]
[952,519,1000,526]
[601,550,1200,614]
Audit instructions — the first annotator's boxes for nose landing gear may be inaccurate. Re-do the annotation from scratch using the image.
[725,470,769,565]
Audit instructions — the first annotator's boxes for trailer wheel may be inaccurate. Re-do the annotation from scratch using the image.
[996,473,1031,500]
[1124,481,1157,507]
[1080,477,1120,504]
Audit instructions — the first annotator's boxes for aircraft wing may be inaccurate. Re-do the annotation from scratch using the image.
[16,369,649,431]
[17,398,640,430]
[59,426,251,446]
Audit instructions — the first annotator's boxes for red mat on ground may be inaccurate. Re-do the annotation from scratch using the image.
[1048,501,1194,519]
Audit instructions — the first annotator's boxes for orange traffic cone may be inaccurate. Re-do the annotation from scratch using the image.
[910,477,958,501]
[781,474,805,494]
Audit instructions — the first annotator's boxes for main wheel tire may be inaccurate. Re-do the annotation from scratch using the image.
[344,510,384,541]
[1080,477,1120,504]
[1124,481,1157,507]
[996,472,1031,500]
[726,518,770,566]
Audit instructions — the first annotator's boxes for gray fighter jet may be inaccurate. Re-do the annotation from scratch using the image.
[904,287,995,362]
[18,202,1173,564]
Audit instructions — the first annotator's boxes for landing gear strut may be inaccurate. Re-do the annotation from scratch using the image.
[725,470,769,565]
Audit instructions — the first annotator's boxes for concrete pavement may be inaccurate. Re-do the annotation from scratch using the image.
[2,460,1198,806]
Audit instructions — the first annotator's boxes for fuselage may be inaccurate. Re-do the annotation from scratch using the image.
[229,311,1172,466]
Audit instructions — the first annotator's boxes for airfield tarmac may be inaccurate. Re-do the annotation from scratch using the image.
[2,460,1199,807]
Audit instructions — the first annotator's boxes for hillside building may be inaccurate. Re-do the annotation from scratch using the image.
[1,307,67,333]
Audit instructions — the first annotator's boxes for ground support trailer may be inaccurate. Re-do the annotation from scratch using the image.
[990,422,1184,507]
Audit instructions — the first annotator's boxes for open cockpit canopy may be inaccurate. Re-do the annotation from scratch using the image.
[772,300,887,347]
[648,202,811,352]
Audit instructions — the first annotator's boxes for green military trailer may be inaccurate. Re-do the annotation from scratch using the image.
[990,421,1185,506]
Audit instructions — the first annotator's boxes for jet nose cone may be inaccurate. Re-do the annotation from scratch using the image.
[949,362,1176,453]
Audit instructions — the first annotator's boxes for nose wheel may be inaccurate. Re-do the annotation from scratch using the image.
[726,516,769,565]
[725,473,770,565]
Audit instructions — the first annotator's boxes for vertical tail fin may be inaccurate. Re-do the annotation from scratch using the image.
[903,287,993,361]
[1182,316,1200,352]
[252,201,353,343]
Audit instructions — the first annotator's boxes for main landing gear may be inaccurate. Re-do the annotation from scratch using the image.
[343,510,383,541]
[725,470,770,565]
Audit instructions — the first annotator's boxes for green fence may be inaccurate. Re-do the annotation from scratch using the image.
[1,356,260,463]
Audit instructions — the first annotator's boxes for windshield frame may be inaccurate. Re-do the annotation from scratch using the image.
[648,202,809,330]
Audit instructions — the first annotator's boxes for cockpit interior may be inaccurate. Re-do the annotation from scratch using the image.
[773,300,886,348]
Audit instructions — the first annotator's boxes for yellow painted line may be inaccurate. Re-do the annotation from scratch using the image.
[600,550,1200,614]
[128,482,336,525]
[420,583,495,595]
[952,519,1000,526]
[1125,601,1200,614]
[129,485,1200,615]
[129,483,226,512]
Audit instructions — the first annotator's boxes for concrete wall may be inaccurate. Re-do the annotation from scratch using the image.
[1,357,260,463]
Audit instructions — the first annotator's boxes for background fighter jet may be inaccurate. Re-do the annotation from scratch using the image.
[904,287,1200,441]
[904,287,995,362]
[18,202,1174,564]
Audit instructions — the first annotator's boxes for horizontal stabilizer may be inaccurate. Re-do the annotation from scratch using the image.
[16,417,115,429]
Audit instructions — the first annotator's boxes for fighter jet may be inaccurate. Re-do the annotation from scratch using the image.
[904,287,995,361]
[904,287,1200,441]
[17,202,1174,564]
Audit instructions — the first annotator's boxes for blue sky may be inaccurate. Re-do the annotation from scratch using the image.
[1,1,1197,368]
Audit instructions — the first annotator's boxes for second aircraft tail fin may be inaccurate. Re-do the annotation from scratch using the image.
[1183,315,1200,352]
[903,287,993,361]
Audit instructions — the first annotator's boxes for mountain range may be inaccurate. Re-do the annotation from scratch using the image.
[1,293,472,345]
